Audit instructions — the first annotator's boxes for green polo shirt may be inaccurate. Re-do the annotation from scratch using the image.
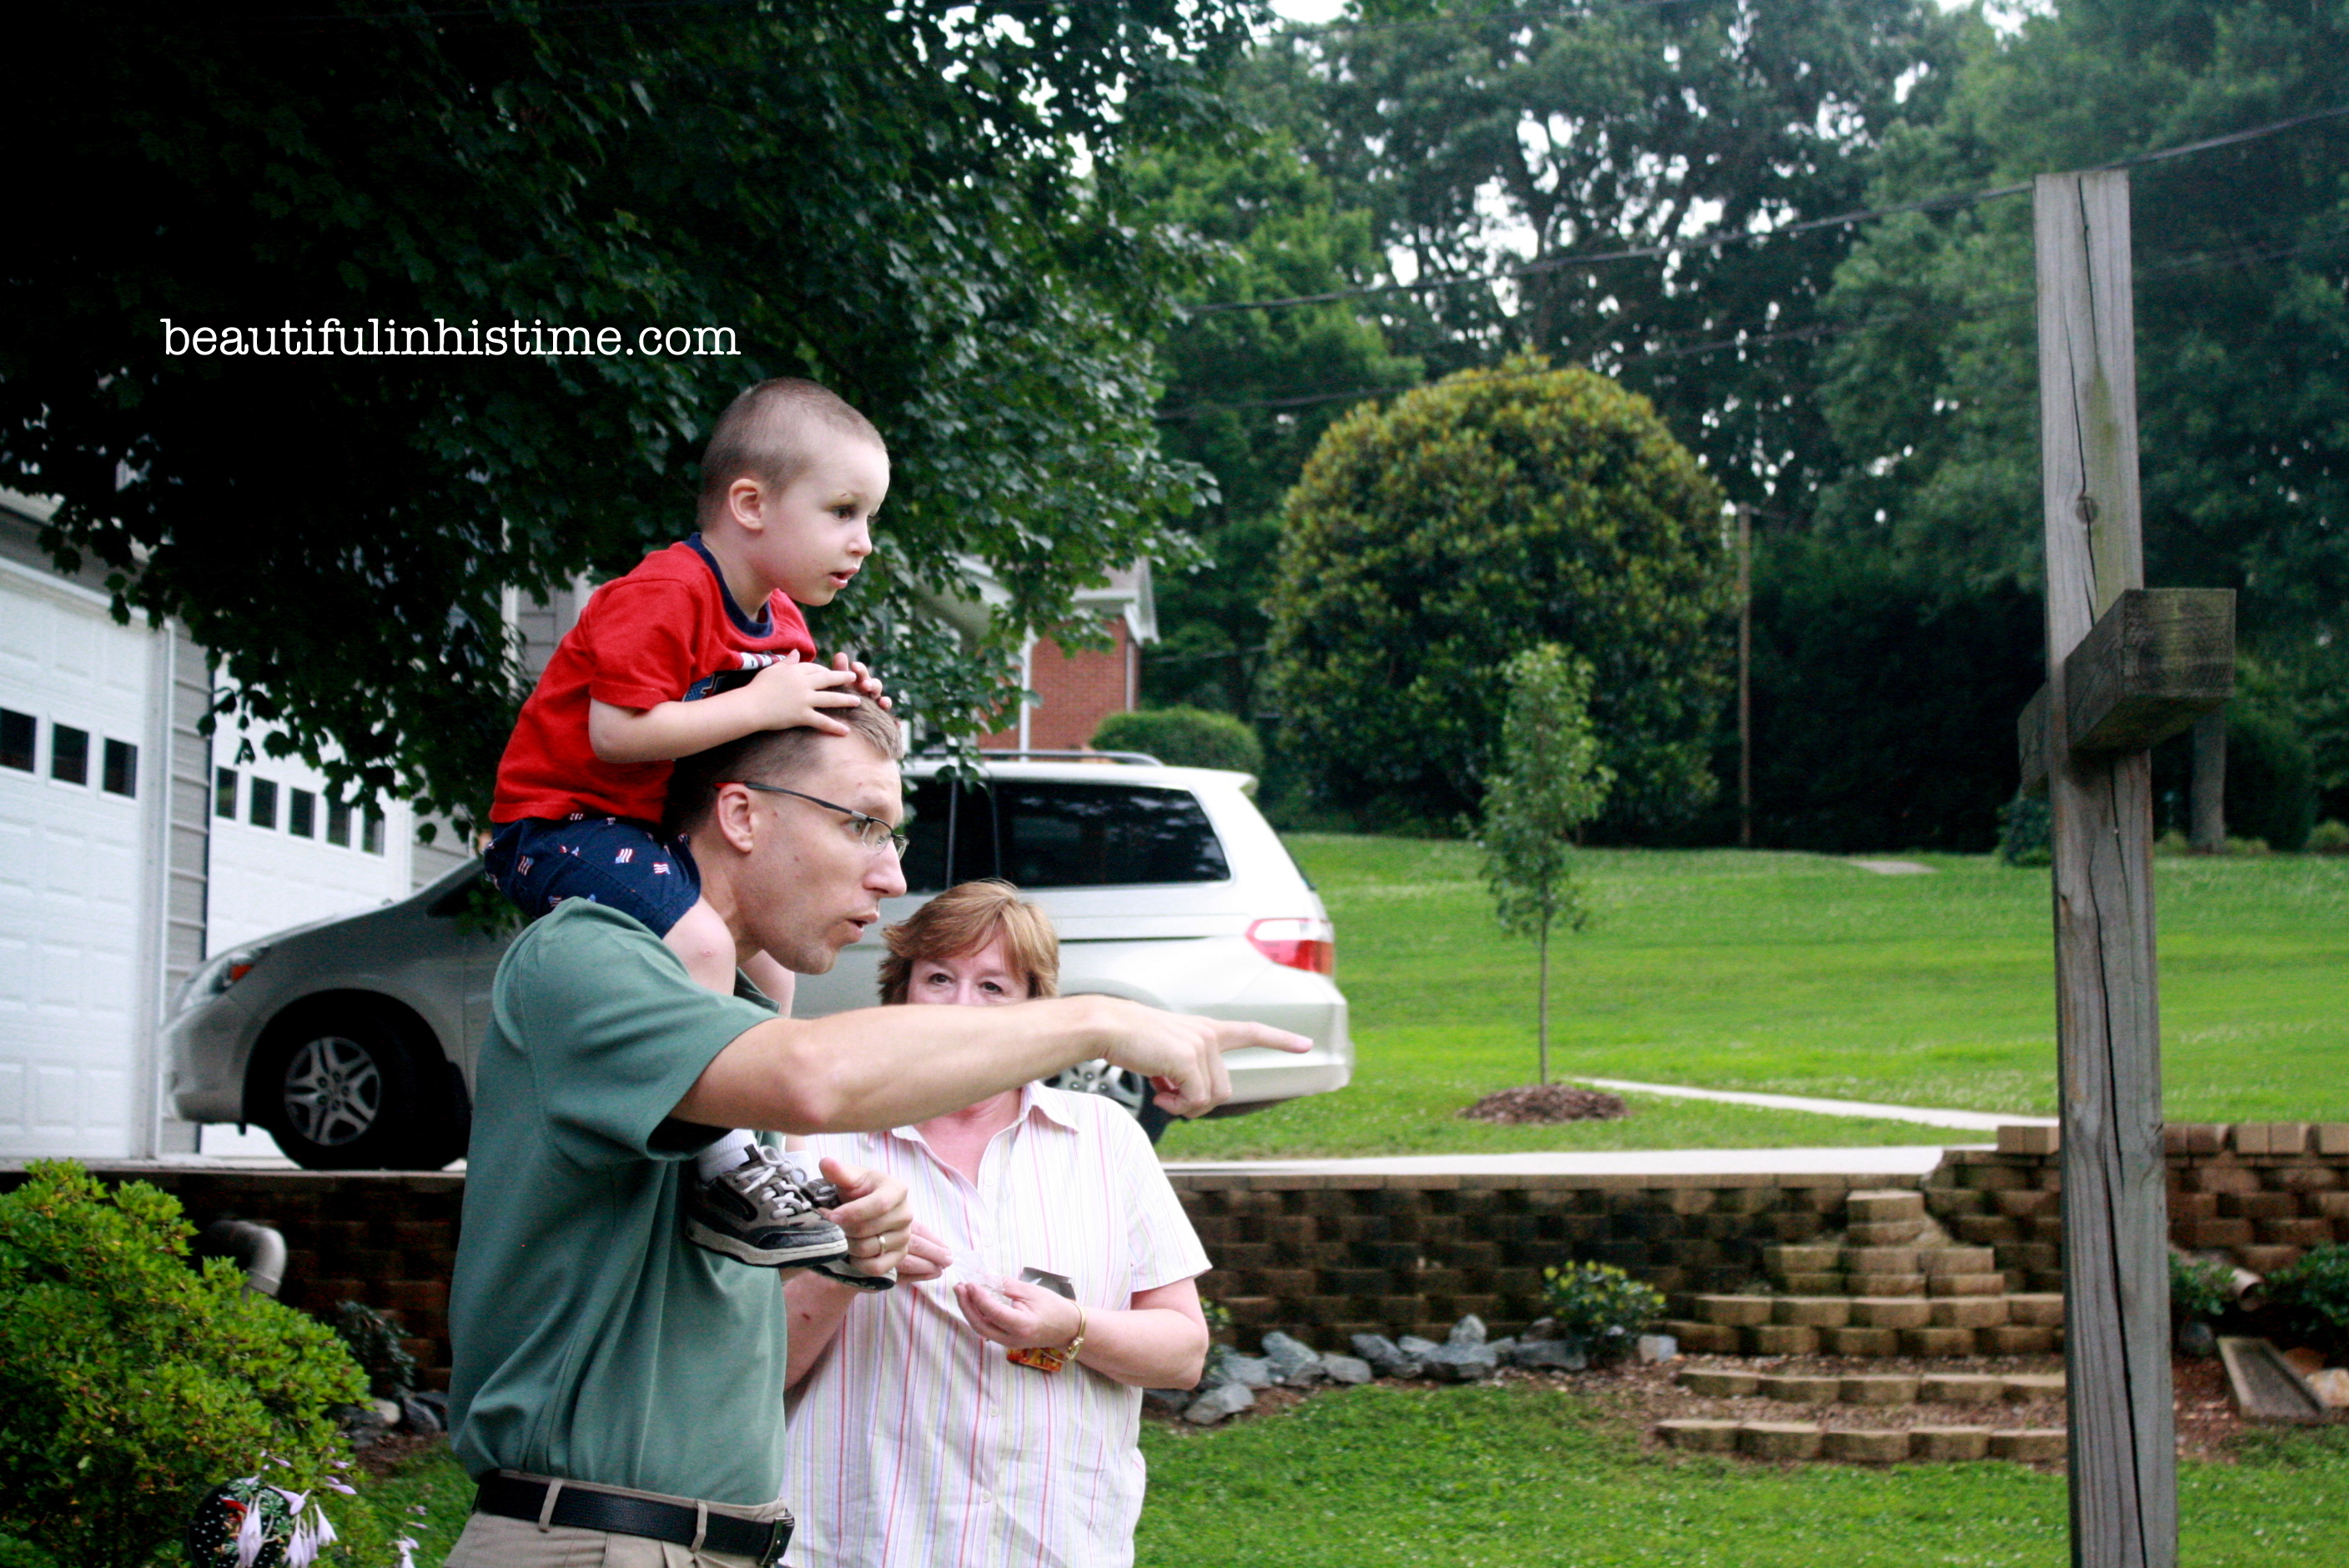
[449,899,787,1505]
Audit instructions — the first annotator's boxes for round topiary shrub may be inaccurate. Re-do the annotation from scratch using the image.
[1265,352,1733,832]
[1091,707,1265,776]
[0,1162,376,1568]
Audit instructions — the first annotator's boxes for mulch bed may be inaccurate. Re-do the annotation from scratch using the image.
[1461,1084,1628,1124]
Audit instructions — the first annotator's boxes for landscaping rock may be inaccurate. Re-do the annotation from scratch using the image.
[1447,1315,1489,1348]
[2309,1368,2349,1409]
[1421,1341,1501,1383]
[1184,1383,1256,1425]
[1321,1354,1374,1386]
[1143,1387,1194,1415]
[1260,1331,1326,1386]
[1217,1354,1274,1390]
[1636,1334,1679,1363]
[1397,1334,1441,1360]
[397,1394,444,1435]
[1351,1334,1425,1379]
[1512,1339,1589,1372]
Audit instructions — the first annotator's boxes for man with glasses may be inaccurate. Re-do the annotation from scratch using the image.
[445,695,1306,1566]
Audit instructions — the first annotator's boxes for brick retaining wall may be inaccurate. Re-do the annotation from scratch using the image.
[1,1168,463,1390]
[16,1120,2346,1387]
[1169,1170,1888,1343]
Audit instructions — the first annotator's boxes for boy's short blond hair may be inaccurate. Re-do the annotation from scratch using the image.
[877,881,1061,1005]
[697,379,884,521]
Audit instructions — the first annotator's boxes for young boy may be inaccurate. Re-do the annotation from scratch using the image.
[485,378,893,1285]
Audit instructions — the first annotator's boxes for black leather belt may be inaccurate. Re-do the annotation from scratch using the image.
[474,1472,791,1565]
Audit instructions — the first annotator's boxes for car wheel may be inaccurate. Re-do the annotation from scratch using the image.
[1044,1059,1179,1145]
[251,1007,464,1171]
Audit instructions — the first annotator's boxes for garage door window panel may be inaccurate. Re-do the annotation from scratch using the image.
[102,740,136,798]
[1,709,33,773]
[51,725,88,786]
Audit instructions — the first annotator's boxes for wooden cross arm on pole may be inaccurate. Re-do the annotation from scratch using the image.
[2016,587,2235,796]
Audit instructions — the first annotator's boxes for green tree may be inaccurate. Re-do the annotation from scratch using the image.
[1260,0,1959,510]
[1129,105,1421,719]
[1814,0,2349,702]
[1265,354,1733,831]
[6,1,1253,835]
[1478,646,1612,1084]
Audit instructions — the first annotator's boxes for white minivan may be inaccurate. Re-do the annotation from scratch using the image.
[165,754,1351,1168]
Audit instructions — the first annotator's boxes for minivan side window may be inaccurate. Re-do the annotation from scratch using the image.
[903,780,1230,894]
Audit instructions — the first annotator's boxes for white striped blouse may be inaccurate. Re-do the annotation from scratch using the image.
[782,1086,1210,1568]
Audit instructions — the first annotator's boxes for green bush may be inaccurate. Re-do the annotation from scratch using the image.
[2226,705,2317,852]
[1092,707,1265,776]
[0,1162,377,1568]
[1539,1263,1664,1364]
[2266,1243,2349,1359]
[1997,794,2052,867]
[1264,354,1732,834]
[330,1301,420,1400]
[2170,1251,2234,1324]
[2307,818,2349,855]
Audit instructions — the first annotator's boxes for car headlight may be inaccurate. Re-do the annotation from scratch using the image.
[170,945,272,1016]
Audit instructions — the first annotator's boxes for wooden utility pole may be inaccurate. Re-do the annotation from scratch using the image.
[2022,169,2232,1568]
[1738,504,1753,848]
[2190,709,2226,851]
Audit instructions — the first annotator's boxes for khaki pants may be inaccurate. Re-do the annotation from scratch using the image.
[445,1475,792,1568]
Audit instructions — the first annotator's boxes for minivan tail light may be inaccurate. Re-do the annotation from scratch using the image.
[1247,917,1335,976]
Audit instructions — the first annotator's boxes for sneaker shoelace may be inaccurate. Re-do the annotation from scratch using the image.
[733,1157,817,1218]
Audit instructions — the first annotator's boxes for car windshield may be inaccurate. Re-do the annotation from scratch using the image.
[902,777,1230,894]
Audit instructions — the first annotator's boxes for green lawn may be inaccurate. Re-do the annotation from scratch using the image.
[1135,1384,2349,1568]
[1158,841,2349,1159]
[359,1395,2349,1568]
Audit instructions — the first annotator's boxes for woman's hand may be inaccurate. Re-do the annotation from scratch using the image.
[953,1277,1084,1351]
[894,1221,953,1285]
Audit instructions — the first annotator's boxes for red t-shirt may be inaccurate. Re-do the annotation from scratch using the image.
[492,538,818,824]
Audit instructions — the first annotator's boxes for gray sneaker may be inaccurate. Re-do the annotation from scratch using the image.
[683,1146,852,1269]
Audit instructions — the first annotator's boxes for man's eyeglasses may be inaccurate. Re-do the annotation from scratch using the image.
[721,781,908,857]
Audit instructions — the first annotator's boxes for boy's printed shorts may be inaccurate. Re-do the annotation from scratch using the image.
[485,814,703,936]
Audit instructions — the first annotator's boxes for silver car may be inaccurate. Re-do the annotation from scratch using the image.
[165,755,1351,1168]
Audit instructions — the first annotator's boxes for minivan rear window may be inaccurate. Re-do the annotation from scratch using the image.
[903,778,1230,894]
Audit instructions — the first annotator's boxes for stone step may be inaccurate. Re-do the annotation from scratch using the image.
[1656,1420,2067,1464]
[1683,1292,2066,1329]
[1662,1315,2065,1359]
[1675,1368,2068,1405]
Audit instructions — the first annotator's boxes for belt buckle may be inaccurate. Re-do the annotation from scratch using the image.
[757,1518,790,1568]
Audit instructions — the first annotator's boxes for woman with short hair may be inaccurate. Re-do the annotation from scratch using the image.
[780,881,1212,1568]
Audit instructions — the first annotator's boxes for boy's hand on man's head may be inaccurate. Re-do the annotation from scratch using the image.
[746,652,859,736]
[832,651,893,712]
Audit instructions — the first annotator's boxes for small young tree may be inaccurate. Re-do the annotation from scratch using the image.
[1478,646,1613,1085]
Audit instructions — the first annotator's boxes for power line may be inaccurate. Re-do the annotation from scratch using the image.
[1157,222,2349,420]
[1180,102,2349,319]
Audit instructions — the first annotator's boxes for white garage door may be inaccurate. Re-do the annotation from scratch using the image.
[0,557,162,1157]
